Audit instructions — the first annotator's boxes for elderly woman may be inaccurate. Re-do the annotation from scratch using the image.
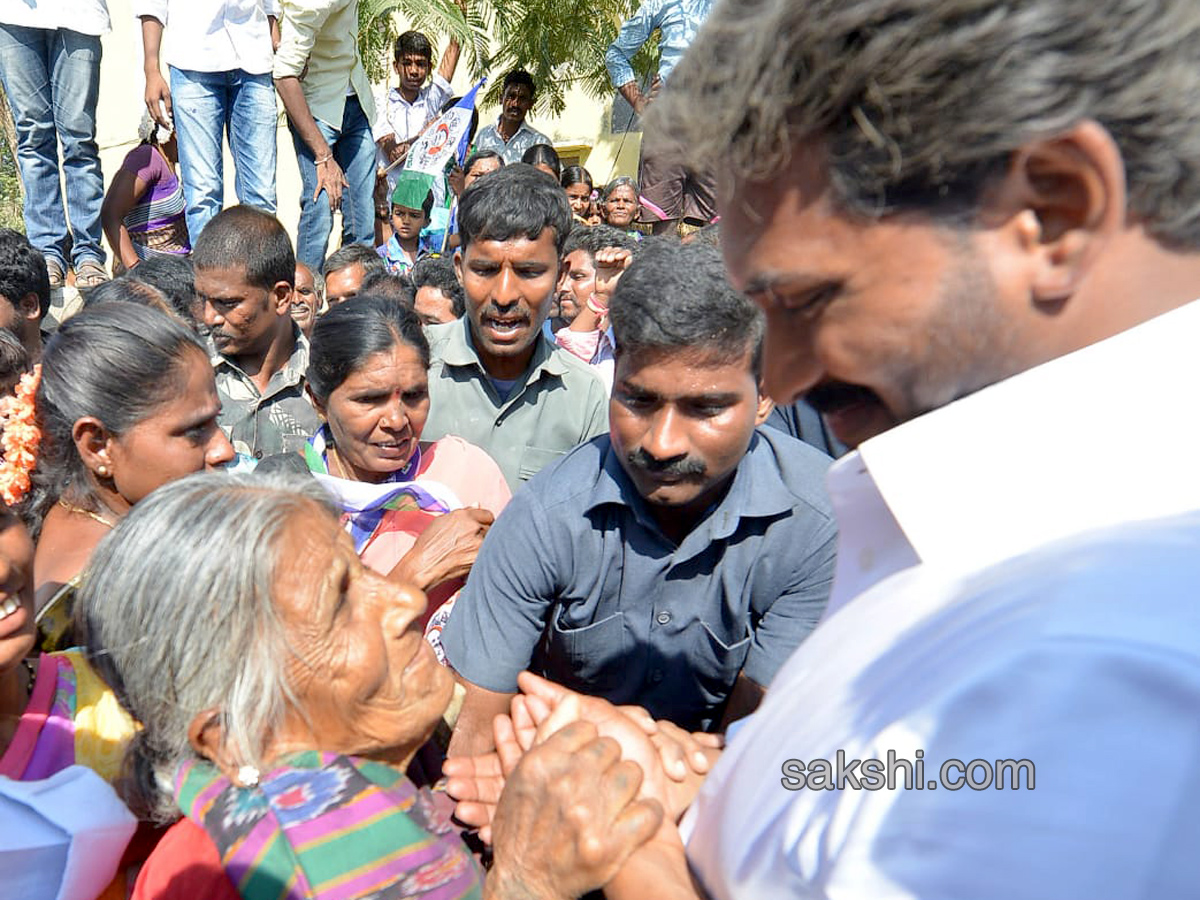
[81,473,662,899]
[28,302,234,646]
[100,114,190,276]
[258,295,509,657]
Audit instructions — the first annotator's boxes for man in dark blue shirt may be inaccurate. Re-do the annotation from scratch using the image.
[444,241,837,754]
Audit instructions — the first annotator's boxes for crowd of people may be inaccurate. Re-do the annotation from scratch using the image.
[4,0,1200,897]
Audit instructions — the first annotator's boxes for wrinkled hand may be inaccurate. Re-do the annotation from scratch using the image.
[444,710,525,843]
[315,157,349,212]
[486,720,662,900]
[144,69,172,128]
[391,507,494,590]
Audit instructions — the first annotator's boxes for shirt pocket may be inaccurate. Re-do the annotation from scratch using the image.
[518,445,566,481]
[543,610,628,694]
[690,619,754,703]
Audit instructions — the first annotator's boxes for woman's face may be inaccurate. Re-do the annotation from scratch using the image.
[319,342,430,483]
[106,349,235,506]
[0,506,36,681]
[272,504,452,763]
[565,183,592,217]
[604,184,639,228]
[464,157,501,189]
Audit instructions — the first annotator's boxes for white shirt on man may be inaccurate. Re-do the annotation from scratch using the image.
[0,0,110,34]
[132,0,280,75]
[371,73,453,144]
[683,299,1200,899]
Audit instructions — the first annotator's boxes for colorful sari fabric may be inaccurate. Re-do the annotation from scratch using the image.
[0,649,136,783]
[174,751,482,900]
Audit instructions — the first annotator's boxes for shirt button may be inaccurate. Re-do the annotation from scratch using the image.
[656,611,671,625]
[254,450,264,460]
[650,669,664,684]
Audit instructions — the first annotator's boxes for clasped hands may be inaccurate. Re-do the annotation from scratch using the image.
[444,672,721,897]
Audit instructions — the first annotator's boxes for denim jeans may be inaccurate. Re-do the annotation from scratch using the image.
[0,24,104,268]
[168,67,278,242]
[291,94,375,271]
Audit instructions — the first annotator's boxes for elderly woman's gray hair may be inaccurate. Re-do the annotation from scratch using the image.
[79,471,337,822]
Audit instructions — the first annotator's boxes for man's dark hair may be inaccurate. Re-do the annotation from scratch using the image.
[308,295,430,405]
[464,150,504,178]
[0,229,50,320]
[410,257,465,318]
[522,144,561,179]
[503,69,536,97]
[192,206,295,290]
[124,254,198,324]
[458,164,573,255]
[395,30,433,62]
[610,241,765,377]
[323,243,385,278]
[562,223,641,260]
[359,268,416,307]
[81,278,176,319]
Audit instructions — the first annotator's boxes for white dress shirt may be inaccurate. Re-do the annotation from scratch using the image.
[132,0,279,75]
[372,74,453,144]
[684,299,1200,899]
[0,0,110,35]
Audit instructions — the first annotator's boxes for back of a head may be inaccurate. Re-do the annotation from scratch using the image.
[79,470,336,821]
[657,0,1200,248]
[410,257,464,317]
[563,223,641,260]
[0,228,50,320]
[0,328,30,392]
[125,254,197,323]
[307,294,430,405]
[81,278,175,319]
[522,143,561,179]
[609,241,764,374]
[323,242,385,278]
[192,205,295,289]
[459,163,573,255]
[29,303,207,530]
[359,268,416,307]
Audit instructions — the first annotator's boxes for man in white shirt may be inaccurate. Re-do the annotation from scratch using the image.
[0,0,110,288]
[372,28,462,171]
[137,0,280,241]
[446,1,1200,897]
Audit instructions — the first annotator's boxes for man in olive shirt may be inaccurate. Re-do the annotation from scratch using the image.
[423,164,608,490]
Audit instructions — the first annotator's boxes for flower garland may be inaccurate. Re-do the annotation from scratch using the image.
[0,365,42,506]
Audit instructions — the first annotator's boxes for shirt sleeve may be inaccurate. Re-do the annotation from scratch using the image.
[131,0,169,23]
[741,527,837,689]
[579,374,610,442]
[429,73,454,112]
[554,326,601,363]
[440,487,561,692]
[120,144,164,186]
[132,819,240,900]
[263,0,282,18]
[272,0,336,80]
[605,0,661,89]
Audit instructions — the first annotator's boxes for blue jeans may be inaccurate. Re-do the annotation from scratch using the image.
[291,94,375,271]
[0,24,104,268]
[169,67,278,241]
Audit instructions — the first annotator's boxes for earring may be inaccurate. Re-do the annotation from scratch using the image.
[97,465,108,477]
[236,765,260,788]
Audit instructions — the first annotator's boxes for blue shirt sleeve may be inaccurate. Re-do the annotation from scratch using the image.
[441,486,563,692]
[606,0,662,89]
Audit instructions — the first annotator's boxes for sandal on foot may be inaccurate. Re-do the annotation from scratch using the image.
[45,258,66,290]
[74,260,110,289]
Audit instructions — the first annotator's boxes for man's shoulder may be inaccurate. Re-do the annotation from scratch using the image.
[750,426,835,517]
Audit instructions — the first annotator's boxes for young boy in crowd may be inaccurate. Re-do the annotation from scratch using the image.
[377,180,435,276]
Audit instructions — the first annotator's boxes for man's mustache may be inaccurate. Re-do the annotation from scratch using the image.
[805,380,879,414]
[625,447,707,478]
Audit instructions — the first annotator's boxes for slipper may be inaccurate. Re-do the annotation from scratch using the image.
[74,260,109,289]
[45,258,65,290]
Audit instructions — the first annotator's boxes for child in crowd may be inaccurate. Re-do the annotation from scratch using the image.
[377,179,435,276]
[600,176,644,238]
[562,165,601,225]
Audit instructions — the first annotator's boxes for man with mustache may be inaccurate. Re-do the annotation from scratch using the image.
[194,206,319,459]
[473,70,552,165]
[422,164,609,491]
[444,240,837,755]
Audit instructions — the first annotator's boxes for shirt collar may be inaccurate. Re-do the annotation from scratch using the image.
[586,430,798,544]
[437,316,570,379]
[210,323,310,391]
[838,299,1200,578]
[491,118,533,144]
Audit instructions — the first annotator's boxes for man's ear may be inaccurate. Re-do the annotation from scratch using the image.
[273,281,293,315]
[306,383,326,420]
[453,249,464,284]
[755,387,775,425]
[981,120,1126,306]
[18,292,40,323]
[71,416,114,480]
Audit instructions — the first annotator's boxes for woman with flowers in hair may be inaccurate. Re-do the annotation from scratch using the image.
[25,301,235,649]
